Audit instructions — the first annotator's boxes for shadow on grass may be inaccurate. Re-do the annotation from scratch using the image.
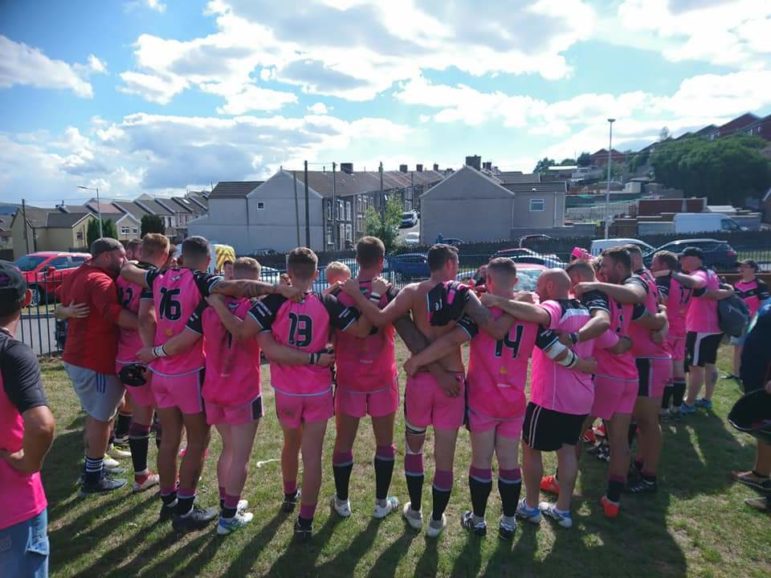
[222,510,285,576]
[314,517,381,576]
[365,526,418,578]
[140,531,220,577]
[266,512,341,576]
[414,535,439,578]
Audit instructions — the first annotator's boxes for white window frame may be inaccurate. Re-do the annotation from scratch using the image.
[257,202,265,210]
[529,198,545,212]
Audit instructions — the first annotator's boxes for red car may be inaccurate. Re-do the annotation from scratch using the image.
[14,251,91,306]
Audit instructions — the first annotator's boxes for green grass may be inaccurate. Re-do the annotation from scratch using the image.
[40,345,770,578]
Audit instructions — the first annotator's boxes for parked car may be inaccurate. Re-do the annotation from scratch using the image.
[590,238,655,256]
[456,263,546,293]
[400,210,418,228]
[672,213,746,234]
[643,238,737,271]
[493,248,537,259]
[518,234,553,249]
[14,251,91,306]
[509,254,565,269]
[442,237,464,247]
[254,248,277,256]
[389,252,429,280]
[404,231,420,246]
[259,266,283,284]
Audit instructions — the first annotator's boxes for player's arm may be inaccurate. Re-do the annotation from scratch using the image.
[404,326,472,376]
[537,330,596,374]
[120,263,151,289]
[0,343,55,474]
[574,281,646,305]
[606,335,633,354]
[341,279,414,327]
[54,301,89,320]
[634,309,668,331]
[257,332,334,367]
[137,295,156,348]
[481,293,550,325]
[92,275,137,329]
[462,292,514,340]
[704,285,734,300]
[671,271,705,289]
[206,294,262,340]
[758,280,770,302]
[323,293,373,338]
[211,279,304,302]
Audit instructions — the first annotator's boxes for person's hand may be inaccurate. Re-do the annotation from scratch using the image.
[575,356,597,374]
[206,294,224,307]
[480,293,499,308]
[65,301,89,318]
[651,329,665,344]
[136,347,155,364]
[652,269,671,278]
[0,448,38,474]
[404,356,420,377]
[371,276,389,296]
[276,284,304,302]
[341,278,362,296]
[573,282,596,297]
[557,332,574,346]
[435,370,461,398]
[316,352,335,367]
[279,273,291,286]
[514,291,535,304]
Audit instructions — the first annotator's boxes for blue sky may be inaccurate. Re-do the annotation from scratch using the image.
[1,0,770,205]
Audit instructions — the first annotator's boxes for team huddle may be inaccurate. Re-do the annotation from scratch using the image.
[54,233,762,542]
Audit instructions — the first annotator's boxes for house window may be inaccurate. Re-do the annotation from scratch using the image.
[257,202,265,210]
[132,227,138,234]
[529,199,545,212]
[76,231,84,241]
[345,224,352,242]
[326,201,332,220]
[121,226,131,235]
[346,202,352,222]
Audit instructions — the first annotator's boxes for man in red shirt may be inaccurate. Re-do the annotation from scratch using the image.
[59,238,138,494]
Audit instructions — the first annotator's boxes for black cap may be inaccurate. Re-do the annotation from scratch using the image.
[90,237,123,258]
[739,259,759,272]
[0,260,28,301]
[680,246,704,260]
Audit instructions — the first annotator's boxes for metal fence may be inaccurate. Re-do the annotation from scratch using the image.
[17,271,64,357]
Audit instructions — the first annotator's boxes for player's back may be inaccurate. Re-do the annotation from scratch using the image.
[258,292,334,396]
[201,296,261,405]
[151,267,206,376]
[411,279,469,373]
[657,274,690,337]
[335,279,397,392]
[531,299,594,415]
[594,299,637,380]
[467,307,537,418]
[628,271,668,358]
[116,264,154,364]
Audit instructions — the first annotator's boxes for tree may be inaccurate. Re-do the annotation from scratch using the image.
[364,195,403,253]
[533,157,556,173]
[141,214,166,237]
[559,158,575,166]
[576,152,592,167]
[86,218,118,247]
[651,134,771,205]
[659,126,671,142]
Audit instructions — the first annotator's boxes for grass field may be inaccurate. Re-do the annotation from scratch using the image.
[40,344,770,578]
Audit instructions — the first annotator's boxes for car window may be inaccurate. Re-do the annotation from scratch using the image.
[48,256,72,269]
[14,255,47,271]
[71,256,87,266]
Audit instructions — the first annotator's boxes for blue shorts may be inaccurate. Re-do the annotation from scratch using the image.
[0,509,49,578]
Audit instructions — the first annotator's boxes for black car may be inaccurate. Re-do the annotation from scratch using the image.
[643,238,738,271]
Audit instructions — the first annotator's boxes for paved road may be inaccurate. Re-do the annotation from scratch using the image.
[16,314,58,356]
[397,218,420,245]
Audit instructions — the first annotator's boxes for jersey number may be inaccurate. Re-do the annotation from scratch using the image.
[288,313,313,347]
[159,288,182,320]
[495,325,524,358]
[119,287,134,308]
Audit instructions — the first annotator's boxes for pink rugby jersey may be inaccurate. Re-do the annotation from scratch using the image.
[686,268,721,333]
[735,279,770,318]
[250,292,360,396]
[0,334,47,531]
[145,267,223,376]
[464,308,538,419]
[530,299,595,415]
[594,298,642,380]
[656,274,692,338]
[627,271,669,358]
[334,280,398,393]
[115,262,155,365]
[187,297,261,406]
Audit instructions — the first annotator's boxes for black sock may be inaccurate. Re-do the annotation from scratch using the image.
[672,380,686,408]
[161,491,177,506]
[405,453,424,511]
[332,451,354,501]
[628,423,637,447]
[128,424,151,474]
[431,470,453,521]
[374,454,395,501]
[606,477,625,502]
[661,385,673,410]
[176,494,195,516]
[498,469,522,518]
[297,516,312,529]
[468,467,492,518]
[221,505,237,519]
[115,413,132,439]
[84,457,103,485]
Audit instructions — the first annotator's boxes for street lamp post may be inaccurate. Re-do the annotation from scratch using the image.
[604,118,616,240]
[78,185,103,238]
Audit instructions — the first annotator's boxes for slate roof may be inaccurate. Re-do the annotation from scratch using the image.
[209,181,263,199]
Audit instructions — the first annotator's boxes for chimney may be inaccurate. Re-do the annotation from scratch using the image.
[399,164,408,173]
[433,163,439,171]
[340,162,353,174]
[482,161,492,171]
[465,155,481,171]
[416,164,423,172]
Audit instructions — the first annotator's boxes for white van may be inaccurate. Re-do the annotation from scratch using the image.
[672,213,745,234]
[590,238,655,256]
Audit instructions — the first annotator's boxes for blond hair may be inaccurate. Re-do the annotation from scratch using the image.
[325,261,351,284]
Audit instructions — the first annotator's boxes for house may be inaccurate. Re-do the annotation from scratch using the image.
[111,201,150,239]
[741,114,771,141]
[420,166,566,243]
[589,149,626,167]
[10,206,95,258]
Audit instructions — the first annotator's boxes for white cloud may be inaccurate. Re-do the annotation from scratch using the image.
[307,102,329,114]
[0,35,104,98]
[146,0,166,12]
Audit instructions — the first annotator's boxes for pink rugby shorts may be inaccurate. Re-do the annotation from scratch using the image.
[467,406,524,439]
[274,389,333,429]
[404,372,465,431]
[591,374,638,420]
[335,383,399,419]
[150,370,204,415]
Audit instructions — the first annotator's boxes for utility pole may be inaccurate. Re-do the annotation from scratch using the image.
[304,160,310,247]
[22,199,29,254]
[379,161,385,224]
[604,118,616,239]
[293,171,301,246]
[332,162,337,251]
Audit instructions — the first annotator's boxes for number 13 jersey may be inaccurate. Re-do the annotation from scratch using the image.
[145,267,223,376]
[250,292,360,396]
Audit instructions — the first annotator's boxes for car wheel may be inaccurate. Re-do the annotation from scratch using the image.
[29,285,42,307]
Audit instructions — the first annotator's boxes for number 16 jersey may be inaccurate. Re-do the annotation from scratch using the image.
[250,292,359,396]
[145,267,222,377]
